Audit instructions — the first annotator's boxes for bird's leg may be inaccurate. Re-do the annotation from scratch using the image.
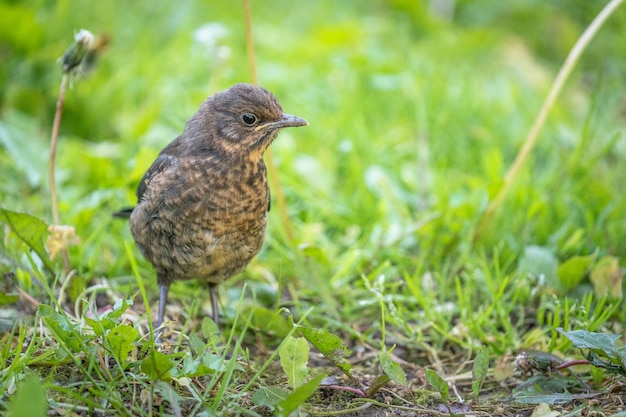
[156,284,169,329]
[209,283,219,325]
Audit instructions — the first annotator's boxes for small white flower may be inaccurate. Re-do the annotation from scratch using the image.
[193,23,228,48]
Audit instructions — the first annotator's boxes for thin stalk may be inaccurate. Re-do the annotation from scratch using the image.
[49,73,72,274]
[242,0,295,243]
[49,75,67,227]
[473,0,625,242]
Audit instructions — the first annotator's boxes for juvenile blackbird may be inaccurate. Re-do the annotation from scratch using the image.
[125,83,307,328]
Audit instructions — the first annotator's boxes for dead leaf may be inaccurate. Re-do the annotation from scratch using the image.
[46,225,80,259]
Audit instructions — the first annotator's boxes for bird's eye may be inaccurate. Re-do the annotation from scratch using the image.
[241,113,257,125]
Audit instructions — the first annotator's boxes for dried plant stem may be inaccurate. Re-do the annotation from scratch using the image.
[473,0,625,242]
[50,73,72,273]
[243,0,295,243]
[243,0,257,86]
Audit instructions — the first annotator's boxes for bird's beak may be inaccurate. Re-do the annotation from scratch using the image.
[255,113,308,131]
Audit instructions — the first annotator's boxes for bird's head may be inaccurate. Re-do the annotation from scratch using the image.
[190,83,308,157]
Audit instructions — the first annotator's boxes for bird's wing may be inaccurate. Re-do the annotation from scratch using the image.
[136,154,175,203]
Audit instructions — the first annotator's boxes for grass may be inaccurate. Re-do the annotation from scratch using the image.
[1,0,626,415]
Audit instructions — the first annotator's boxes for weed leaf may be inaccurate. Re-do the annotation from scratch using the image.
[251,386,288,407]
[511,376,599,404]
[7,374,46,417]
[0,208,54,273]
[0,293,19,306]
[279,336,309,388]
[106,324,138,366]
[202,351,229,372]
[557,252,596,291]
[108,298,133,318]
[557,328,626,375]
[472,346,489,398]
[37,304,83,352]
[275,373,325,417]
[141,348,174,381]
[379,351,407,386]
[249,305,291,337]
[425,368,448,402]
[557,329,620,352]
[300,326,352,374]
[366,374,390,397]
[201,316,223,349]
[83,300,131,337]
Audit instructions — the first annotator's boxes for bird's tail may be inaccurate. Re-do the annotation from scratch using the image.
[112,207,134,219]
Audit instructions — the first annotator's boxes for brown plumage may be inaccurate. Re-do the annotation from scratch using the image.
[126,83,307,329]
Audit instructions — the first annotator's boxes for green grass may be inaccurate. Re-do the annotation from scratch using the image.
[1,0,626,415]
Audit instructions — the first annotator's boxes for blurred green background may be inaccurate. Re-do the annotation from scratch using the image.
[1,0,625,325]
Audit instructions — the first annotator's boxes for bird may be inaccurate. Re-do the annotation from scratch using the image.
[119,83,308,330]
